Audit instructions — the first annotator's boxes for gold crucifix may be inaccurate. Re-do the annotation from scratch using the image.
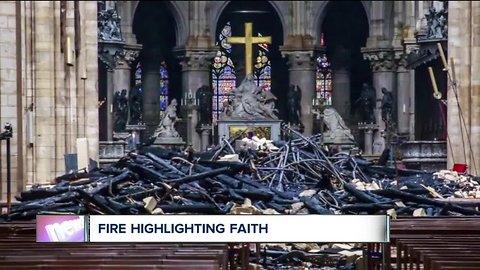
[226,22,272,77]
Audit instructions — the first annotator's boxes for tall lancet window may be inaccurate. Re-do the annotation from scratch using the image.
[316,54,332,105]
[316,34,332,105]
[212,22,237,122]
[134,62,169,111]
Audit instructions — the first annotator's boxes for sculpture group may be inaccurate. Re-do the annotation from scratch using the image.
[222,74,278,120]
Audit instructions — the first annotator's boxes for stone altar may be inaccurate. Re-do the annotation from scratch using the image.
[217,74,282,141]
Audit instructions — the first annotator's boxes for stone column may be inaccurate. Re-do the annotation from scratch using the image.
[282,51,316,136]
[395,53,410,136]
[364,129,374,155]
[331,47,352,122]
[112,46,140,110]
[141,47,163,140]
[362,48,396,154]
[178,50,215,150]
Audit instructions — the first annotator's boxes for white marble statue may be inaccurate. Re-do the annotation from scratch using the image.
[154,99,179,138]
[222,74,278,120]
[322,107,355,142]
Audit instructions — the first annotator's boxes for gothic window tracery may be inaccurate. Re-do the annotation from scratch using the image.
[212,22,236,122]
[316,54,332,105]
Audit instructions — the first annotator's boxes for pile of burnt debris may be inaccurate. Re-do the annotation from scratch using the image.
[2,126,480,269]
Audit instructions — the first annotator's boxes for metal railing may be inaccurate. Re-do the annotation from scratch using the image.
[0,123,13,213]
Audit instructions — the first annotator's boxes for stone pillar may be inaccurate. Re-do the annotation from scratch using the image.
[141,47,163,139]
[178,50,215,150]
[364,129,374,155]
[362,48,396,154]
[282,51,316,136]
[395,53,410,136]
[200,127,211,151]
[331,47,351,122]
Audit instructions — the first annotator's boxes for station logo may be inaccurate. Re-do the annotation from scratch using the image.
[36,215,86,242]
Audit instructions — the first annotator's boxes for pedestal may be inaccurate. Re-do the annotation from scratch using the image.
[153,137,186,149]
[358,122,378,156]
[364,130,374,155]
[197,124,212,151]
[217,119,282,142]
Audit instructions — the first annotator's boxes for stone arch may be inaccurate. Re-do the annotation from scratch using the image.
[132,1,188,46]
[207,1,289,46]
[312,1,371,44]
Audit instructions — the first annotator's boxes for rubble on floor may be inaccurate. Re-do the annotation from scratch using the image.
[1,125,479,269]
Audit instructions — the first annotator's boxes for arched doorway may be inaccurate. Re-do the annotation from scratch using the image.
[132,1,181,139]
[319,1,370,135]
[212,1,288,124]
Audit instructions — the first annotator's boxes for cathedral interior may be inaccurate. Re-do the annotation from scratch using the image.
[1,1,480,269]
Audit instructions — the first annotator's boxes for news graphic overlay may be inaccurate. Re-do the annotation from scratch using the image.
[36,215,87,242]
[89,215,389,243]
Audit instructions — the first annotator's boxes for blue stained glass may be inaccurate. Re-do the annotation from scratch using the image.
[135,63,142,85]
[158,62,169,111]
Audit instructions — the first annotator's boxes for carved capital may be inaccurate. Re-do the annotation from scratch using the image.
[177,50,216,71]
[114,48,140,68]
[362,48,396,72]
[281,50,315,70]
[393,49,409,71]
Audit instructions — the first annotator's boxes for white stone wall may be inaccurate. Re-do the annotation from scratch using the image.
[0,1,18,200]
[0,1,98,201]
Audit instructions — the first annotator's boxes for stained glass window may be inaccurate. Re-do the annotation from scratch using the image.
[316,54,332,105]
[212,22,236,122]
[254,38,271,92]
[134,61,169,111]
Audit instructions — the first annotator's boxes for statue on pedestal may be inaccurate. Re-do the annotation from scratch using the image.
[128,85,143,125]
[355,83,376,123]
[154,99,180,138]
[223,74,278,120]
[381,87,394,123]
[113,89,128,132]
[322,107,355,142]
[196,85,213,126]
[286,84,302,126]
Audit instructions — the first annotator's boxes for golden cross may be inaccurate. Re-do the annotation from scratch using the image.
[226,22,272,77]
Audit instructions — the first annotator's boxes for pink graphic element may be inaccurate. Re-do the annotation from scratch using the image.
[36,215,85,242]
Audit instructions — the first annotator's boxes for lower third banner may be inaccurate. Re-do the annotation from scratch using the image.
[88,215,389,243]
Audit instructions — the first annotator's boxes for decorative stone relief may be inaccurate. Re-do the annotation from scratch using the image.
[421,1,448,41]
[98,5,124,42]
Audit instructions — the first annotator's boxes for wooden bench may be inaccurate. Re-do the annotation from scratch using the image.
[0,221,230,270]
[365,217,480,270]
